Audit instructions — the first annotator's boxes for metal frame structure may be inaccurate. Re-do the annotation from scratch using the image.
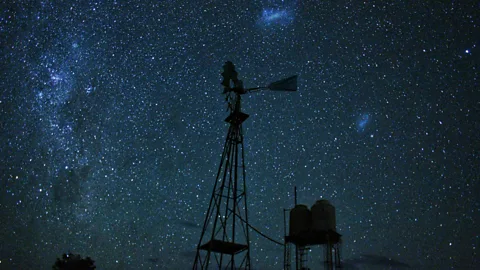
[193,61,297,269]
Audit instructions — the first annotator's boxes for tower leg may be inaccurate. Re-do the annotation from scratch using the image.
[193,104,251,269]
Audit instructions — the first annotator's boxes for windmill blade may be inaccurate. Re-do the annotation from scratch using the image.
[267,75,298,91]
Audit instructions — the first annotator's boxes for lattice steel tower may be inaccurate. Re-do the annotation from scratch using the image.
[193,61,297,269]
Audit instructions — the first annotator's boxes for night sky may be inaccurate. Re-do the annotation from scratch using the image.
[0,1,479,269]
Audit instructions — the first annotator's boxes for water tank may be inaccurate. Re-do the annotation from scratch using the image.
[311,199,336,232]
[289,204,311,236]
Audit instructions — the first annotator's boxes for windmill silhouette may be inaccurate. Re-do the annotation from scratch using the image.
[193,61,297,269]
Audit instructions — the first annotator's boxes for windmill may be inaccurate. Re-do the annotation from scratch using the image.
[193,61,297,269]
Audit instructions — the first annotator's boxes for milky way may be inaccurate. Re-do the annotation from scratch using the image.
[0,1,478,269]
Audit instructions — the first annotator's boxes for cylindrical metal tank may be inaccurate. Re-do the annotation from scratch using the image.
[289,204,311,236]
[311,199,336,232]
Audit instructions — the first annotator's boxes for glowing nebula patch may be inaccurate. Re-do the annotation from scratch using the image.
[257,8,294,28]
[263,10,287,22]
[357,113,371,132]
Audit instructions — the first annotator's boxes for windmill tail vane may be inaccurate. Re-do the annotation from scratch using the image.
[221,61,298,94]
[267,75,298,91]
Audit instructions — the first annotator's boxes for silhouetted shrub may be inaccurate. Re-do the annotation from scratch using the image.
[52,253,96,270]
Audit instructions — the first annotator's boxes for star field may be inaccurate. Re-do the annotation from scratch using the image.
[0,1,478,269]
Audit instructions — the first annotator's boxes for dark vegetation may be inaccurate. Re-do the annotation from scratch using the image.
[52,253,96,270]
